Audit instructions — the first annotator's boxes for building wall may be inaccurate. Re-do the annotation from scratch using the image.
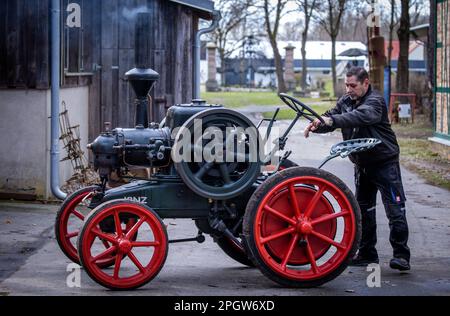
[0,0,208,199]
[0,90,49,196]
[0,87,89,198]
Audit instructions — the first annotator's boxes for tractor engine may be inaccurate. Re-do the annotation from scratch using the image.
[88,101,222,178]
[87,67,260,201]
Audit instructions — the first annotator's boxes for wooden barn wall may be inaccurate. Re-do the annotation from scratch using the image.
[92,0,198,139]
[0,0,50,89]
[0,0,200,140]
[435,0,450,136]
[61,0,98,88]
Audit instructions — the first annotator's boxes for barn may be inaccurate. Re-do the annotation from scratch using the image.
[0,0,215,199]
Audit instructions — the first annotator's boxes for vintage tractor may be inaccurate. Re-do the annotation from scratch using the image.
[55,67,380,290]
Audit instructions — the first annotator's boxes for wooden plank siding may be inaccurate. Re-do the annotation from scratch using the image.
[0,0,50,89]
[0,0,205,141]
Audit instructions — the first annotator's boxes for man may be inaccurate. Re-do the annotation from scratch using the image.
[304,67,410,271]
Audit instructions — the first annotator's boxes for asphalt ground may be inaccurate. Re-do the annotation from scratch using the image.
[0,119,449,296]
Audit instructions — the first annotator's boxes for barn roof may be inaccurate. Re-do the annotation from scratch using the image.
[169,0,215,18]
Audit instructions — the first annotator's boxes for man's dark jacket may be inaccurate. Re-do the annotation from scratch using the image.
[315,85,400,167]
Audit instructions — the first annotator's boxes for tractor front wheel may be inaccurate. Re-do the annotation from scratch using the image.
[78,200,168,290]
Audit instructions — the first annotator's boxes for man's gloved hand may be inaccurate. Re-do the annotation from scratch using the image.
[304,116,333,138]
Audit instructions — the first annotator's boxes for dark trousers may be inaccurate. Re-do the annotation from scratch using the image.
[355,162,410,261]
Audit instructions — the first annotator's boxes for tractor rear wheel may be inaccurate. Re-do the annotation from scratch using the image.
[55,186,117,268]
[243,167,361,288]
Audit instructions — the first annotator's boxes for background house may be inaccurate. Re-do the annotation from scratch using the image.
[199,41,367,88]
[0,0,214,198]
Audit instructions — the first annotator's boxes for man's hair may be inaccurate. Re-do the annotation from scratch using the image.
[346,67,369,83]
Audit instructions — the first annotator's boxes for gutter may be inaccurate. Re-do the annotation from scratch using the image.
[194,10,221,99]
[50,0,67,200]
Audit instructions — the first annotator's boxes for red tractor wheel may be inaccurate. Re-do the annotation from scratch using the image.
[243,167,361,288]
[77,200,168,290]
[55,186,114,267]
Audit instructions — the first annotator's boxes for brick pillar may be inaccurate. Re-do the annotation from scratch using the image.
[206,42,219,92]
[284,43,296,91]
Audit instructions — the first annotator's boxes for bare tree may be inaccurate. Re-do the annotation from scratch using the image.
[315,0,347,96]
[279,20,303,41]
[296,0,319,91]
[212,0,254,86]
[396,0,410,95]
[253,0,289,93]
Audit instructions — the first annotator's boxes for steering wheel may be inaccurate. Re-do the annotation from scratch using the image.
[278,93,325,124]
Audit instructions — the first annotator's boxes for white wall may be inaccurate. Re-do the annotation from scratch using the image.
[57,87,90,187]
[0,90,49,196]
[0,86,89,198]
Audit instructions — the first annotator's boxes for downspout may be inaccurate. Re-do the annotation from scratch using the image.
[194,10,221,99]
[50,0,67,200]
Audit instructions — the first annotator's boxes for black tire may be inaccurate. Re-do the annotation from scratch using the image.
[243,166,361,288]
[279,159,298,169]
[216,235,254,267]
[215,159,298,268]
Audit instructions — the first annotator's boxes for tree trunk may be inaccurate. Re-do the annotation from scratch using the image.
[427,0,436,122]
[301,30,308,91]
[396,0,410,96]
[331,37,337,97]
[387,0,395,95]
[219,50,226,86]
[272,39,287,93]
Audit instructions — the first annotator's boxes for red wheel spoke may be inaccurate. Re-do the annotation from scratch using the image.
[311,211,350,226]
[71,209,85,220]
[263,205,296,226]
[288,184,301,218]
[101,239,111,249]
[113,254,123,279]
[128,251,145,273]
[281,234,299,270]
[90,246,117,263]
[304,186,326,218]
[131,241,160,248]
[125,217,146,240]
[305,237,319,274]
[92,228,117,244]
[310,230,345,250]
[65,231,79,239]
[114,210,123,237]
[260,227,296,245]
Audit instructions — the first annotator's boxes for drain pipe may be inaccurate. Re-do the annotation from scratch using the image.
[194,10,221,99]
[50,0,67,200]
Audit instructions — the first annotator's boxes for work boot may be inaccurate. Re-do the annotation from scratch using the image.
[389,258,410,271]
[348,255,379,267]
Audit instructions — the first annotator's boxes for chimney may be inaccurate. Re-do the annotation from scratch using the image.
[125,12,159,127]
[284,43,296,91]
[205,42,219,92]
